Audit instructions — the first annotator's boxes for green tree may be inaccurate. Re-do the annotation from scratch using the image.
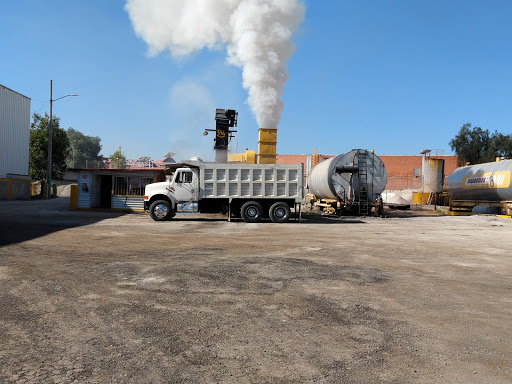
[487,131,512,160]
[110,147,127,169]
[29,113,70,181]
[449,123,512,166]
[66,128,103,168]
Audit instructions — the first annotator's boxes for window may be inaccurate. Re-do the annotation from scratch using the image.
[177,171,193,183]
[113,176,154,196]
[114,176,128,196]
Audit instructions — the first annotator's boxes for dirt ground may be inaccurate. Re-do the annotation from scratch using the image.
[1,198,511,384]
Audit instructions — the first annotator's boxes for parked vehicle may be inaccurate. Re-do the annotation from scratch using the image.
[144,159,303,222]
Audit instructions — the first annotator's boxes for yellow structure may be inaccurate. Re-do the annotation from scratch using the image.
[412,192,432,205]
[257,128,277,164]
[227,149,256,164]
[312,148,318,168]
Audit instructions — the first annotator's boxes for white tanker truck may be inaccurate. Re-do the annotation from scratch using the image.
[446,159,512,215]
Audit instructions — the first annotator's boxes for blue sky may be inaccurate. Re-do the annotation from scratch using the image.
[1,0,510,161]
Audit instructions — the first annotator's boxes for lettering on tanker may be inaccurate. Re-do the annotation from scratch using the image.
[462,171,510,189]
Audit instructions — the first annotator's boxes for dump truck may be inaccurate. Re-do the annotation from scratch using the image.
[144,159,303,222]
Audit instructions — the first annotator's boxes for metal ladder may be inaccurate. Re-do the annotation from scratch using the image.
[427,191,434,205]
[357,152,369,215]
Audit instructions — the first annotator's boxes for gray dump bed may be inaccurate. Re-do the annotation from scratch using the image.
[195,163,303,202]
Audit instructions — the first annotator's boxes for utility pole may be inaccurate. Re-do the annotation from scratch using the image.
[46,80,78,198]
[47,80,53,199]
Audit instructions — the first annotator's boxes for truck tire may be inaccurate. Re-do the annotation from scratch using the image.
[149,200,174,221]
[241,201,263,223]
[269,202,291,223]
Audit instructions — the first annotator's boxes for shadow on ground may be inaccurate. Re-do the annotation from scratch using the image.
[0,197,128,246]
[167,213,367,224]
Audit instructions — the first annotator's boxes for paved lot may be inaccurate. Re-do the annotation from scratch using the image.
[1,198,511,383]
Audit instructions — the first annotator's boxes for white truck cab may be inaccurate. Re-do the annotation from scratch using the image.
[144,167,200,218]
[170,168,199,208]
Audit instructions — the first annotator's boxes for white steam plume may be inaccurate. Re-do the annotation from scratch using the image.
[125,0,305,128]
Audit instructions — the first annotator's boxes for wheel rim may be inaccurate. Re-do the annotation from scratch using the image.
[246,207,257,218]
[154,204,168,218]
[274,208,286,218]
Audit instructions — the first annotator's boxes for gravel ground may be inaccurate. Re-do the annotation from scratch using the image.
[0,198,511,383]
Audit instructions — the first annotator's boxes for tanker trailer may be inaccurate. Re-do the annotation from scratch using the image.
[445,159,512,215]
[308,149,387,215]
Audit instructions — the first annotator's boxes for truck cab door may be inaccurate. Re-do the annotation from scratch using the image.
[171,168,199,212]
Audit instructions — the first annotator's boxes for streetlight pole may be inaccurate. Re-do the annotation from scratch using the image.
[46,80,78,198]
[47,80,53,199]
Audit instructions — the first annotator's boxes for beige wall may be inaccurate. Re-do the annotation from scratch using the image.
[0,178,31,200]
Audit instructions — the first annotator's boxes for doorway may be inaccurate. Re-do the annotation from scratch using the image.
[100,175,112,208]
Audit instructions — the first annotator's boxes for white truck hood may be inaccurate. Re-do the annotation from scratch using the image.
[145,181,170,195]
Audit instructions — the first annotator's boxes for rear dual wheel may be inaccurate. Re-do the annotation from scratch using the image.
[240,201,291,223]
[269,202,291,223]
[241,201,263,223]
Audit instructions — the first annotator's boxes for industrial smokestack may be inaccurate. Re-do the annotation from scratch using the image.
[125,0,305,129]
[257,128,277,164]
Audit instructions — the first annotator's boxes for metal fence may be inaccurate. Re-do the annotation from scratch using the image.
[113,176,153,196]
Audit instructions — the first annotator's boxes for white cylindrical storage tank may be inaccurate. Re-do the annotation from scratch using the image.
[446,160,512,201]
[422,158,445,193]
[308,149,387,205]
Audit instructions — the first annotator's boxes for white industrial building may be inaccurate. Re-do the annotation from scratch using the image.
[0,84,31,199]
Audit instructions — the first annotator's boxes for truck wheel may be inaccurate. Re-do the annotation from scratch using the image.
[241,201,263,223]
[149,200,173,221]
[269,202,291,223]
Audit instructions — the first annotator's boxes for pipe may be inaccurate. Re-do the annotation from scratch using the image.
[335,165,359,173]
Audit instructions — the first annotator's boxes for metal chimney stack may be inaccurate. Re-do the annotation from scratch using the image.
[212,109,237,163]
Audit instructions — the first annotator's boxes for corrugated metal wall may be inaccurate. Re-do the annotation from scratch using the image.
[112,196,145,210]
[0,85,31,177]
[77,172,92,208]
[92,175,103,208]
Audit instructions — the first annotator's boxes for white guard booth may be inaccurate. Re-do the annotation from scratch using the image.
[76,169,165,211]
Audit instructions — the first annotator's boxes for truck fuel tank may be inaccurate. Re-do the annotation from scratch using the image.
[176,201,199,213]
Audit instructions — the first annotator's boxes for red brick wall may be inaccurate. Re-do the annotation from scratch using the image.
[275,154,334,165]
[380,155,458,190]
[275,154,307,165]
[379,156,421,176]
[443,156,458,175]
[380,156,421,190]
[379,156,458,176]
